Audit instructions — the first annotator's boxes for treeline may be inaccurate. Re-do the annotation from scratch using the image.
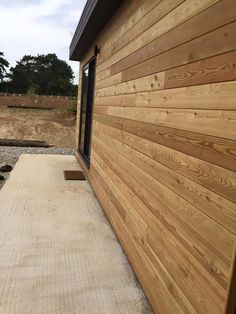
[0,52,78,97]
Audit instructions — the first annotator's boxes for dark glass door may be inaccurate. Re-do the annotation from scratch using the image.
[79,58,95,165]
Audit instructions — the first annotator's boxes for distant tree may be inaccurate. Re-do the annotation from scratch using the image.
[8,53,76,96]
[71,84,78,97]
[8,56,34,93]
[0,52,9,83]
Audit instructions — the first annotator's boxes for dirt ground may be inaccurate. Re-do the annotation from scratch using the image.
[0,108,76,148]
[0,94,73,109]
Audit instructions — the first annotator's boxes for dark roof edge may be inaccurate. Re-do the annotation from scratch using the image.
[69,0,123,61]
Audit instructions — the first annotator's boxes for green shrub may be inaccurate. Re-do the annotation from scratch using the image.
[67,99,77,114]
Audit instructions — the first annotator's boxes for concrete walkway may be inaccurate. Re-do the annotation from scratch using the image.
[0,154,152,314]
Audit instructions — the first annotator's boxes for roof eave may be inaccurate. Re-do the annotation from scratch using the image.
[69,0,123,61]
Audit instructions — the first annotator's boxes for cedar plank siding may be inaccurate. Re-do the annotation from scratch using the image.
[75,0,236,312]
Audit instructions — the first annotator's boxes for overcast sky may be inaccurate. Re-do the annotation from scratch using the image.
[0,0,87,82]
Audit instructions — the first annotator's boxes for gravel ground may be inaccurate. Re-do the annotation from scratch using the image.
[0,146,73,190]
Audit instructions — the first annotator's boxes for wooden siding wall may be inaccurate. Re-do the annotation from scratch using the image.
[76,0,236,312]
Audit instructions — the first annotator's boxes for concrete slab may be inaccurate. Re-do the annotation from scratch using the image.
[0,154,152,314]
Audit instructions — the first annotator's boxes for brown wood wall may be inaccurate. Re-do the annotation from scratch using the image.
[76,0,236,312]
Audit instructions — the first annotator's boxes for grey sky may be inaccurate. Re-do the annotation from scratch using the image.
[0,0,87,82]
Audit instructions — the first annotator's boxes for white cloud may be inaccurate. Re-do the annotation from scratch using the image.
[0,0,86,82]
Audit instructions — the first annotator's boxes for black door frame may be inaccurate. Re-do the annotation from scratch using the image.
[78,56,96,167]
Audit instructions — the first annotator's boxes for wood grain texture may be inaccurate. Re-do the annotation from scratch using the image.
[91,149,226,313]
[93,122,236,234]
[165,50,236,89]
[95,73,122,90]
[89,165,188,314]
[95,106,236,141]
[96,0,150,65]
[94,81,236,110]
[94,121,236,202]
[75,0,236,312]
[122,21,236,82]
[111,0,236,75]
[97,0,161,65]
[111,0,184,56]
[94,113,236,172]
[96,0,221,77]
[97,55,236,96]
[95,72,165,97]
[92,137,232,287]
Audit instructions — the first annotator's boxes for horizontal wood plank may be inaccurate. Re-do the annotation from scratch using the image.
[94,113,236,172]
[96,0,220,76]
[93,137,232,287]
[96,0,156,65]
[94,80,236,110]
[89,165,188,313]
[94,106,236,141]
[95,73,122,90]
[165,50,236,89]
[95,121,236,202]
[76,0,236,312]
[91,149,226,313]
[95,1,145,64]
[111,0,236,75]
[92,122,236,236]
[111,0,184,56]
[122,21,236,82]
[95,72,165,97]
